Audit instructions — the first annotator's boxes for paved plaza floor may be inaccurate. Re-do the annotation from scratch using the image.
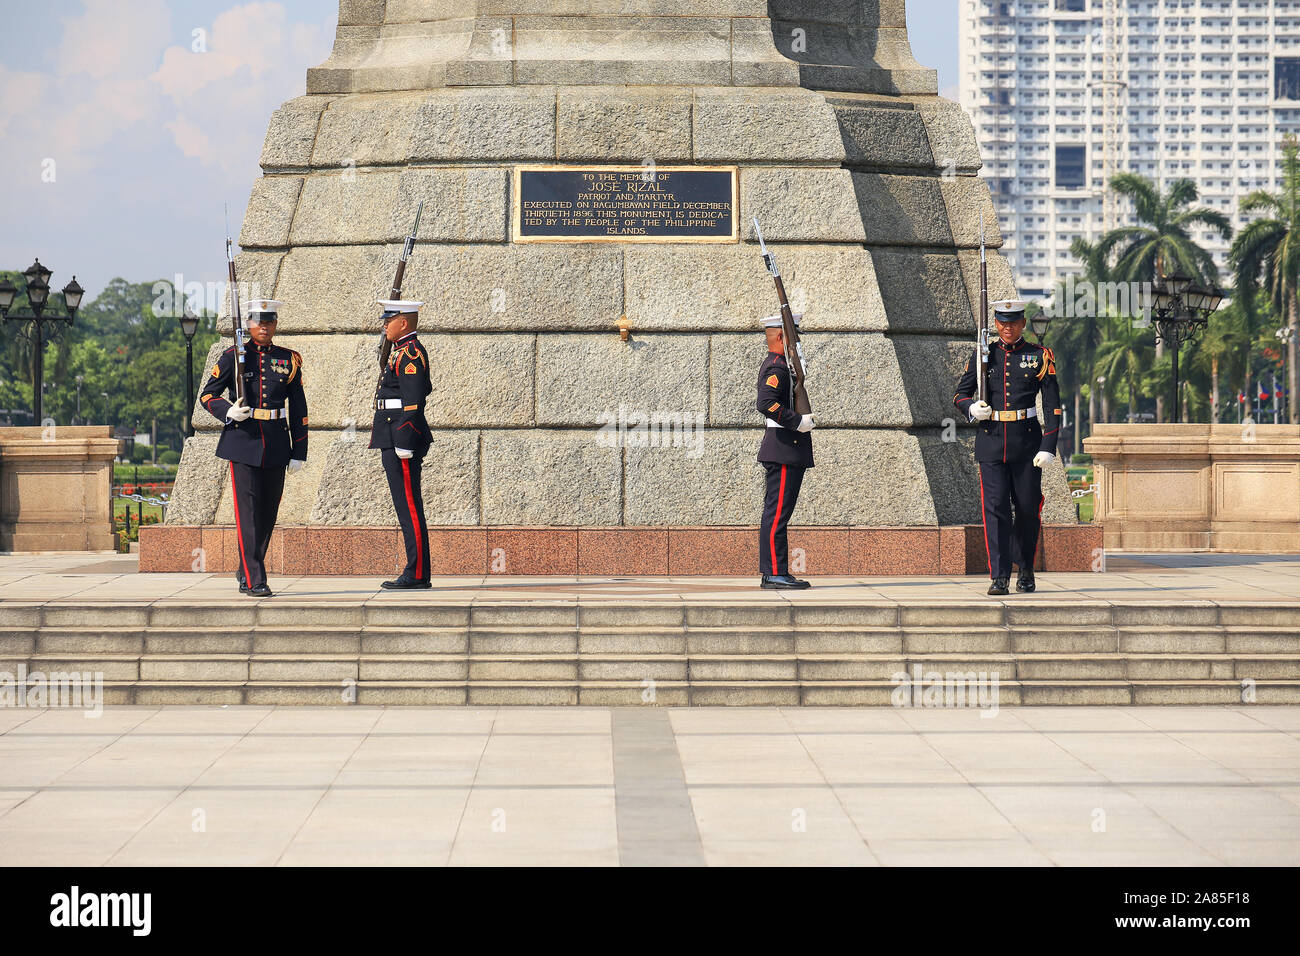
[1,704,1298,866]
[3,551,1300,605]
[3,552,1299,865]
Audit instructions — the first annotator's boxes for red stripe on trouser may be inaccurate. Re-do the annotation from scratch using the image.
[978,467,991,578]
[400,458,423,579]
[769,465,787,575]
[229,461,252,585]
[1028,494,1045,569]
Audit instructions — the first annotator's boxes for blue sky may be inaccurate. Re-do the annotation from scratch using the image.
[0,1,959,304]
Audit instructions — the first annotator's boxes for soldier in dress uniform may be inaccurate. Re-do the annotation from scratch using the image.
[369,299,433,590]
[198,299,308,597]
[953,300,1062,595]
[757,313,816,589]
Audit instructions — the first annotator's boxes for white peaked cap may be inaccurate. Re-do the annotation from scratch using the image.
[762,312,802,328]
[243,299,283,314]
[378,299,423,314]
[992,299,1027,317]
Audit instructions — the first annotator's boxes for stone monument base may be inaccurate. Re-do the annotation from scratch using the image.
[0,426,121,552]
[139,523,1101,575]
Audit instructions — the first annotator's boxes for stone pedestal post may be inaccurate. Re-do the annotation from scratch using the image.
[0,426,121,552]
[1085,423,1300,552]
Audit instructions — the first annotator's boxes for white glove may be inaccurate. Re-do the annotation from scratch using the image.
[1032,451,1055,469]
[797,414,816,433]
[395,448,413,460]
[287,459,304,474]
[970,400,993,422]
[226,398,252,423]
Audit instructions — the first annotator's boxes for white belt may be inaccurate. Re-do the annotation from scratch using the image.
[250,406,287,421]
[376,398,403,410]
[765,418,780,429]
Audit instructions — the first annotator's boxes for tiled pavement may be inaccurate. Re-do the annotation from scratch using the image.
[3,552,1299,865]
[1,704,1298,866]
[3,551,1300,605]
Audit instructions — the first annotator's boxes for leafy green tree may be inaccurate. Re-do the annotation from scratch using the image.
[1,274,217,443]
[1094,313,1155,422]
[1046,237,1110,447]
[1231,134,1300,423]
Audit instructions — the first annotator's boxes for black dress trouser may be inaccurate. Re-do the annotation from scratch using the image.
[229,461,286,589]
[382,446,430,583]
[759,462,806,576]
[977,458,1044,579]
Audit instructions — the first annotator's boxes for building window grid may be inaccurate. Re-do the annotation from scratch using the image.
[961,2,1294,283]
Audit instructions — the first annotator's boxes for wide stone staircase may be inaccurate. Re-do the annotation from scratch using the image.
[4,599,1298,706]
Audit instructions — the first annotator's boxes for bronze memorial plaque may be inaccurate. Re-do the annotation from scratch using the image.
[513,165,739,243]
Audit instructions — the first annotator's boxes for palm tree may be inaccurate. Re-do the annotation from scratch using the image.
[1091,174,1231,422]
[1093,313,1154,422]
[1094,173,1233,285]
[1230,134,1300,424]
[1049,238,1110,451]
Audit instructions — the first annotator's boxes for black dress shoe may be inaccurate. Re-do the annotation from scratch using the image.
[381,578,433,590]
[760,574,812,590]
[248,584,273,598]
[987,577,1010,596]
[238,583,251,595]
[1016,570,1036,593]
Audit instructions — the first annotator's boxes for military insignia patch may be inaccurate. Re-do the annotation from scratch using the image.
[210,364,220,378]
[768,402,780,413]
[404,363,417,375]
[766,374,779,388]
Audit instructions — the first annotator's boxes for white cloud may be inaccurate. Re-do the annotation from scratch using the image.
[150,3,333,173]
[0,67,48,139]
[55,0,172,80]
[164,114,215,161]
[0,1,336,301]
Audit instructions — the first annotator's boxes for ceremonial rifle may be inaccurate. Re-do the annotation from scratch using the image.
[977,212,990,406]
[753,217,812,416]
[377,200,424,383]
[225,205,248,406]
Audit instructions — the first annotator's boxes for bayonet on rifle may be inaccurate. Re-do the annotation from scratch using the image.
[977,212,990,407]
[753,217,813,417]
[378,200,425,377]
[225,204,248,406]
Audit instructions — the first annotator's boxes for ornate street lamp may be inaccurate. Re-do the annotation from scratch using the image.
[179,309,200,437]
[1146,271,1223,424]
[0,259,84,423]
[1029,309,1053,343]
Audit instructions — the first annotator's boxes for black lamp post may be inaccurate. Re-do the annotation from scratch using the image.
[0,259,84,424]
[179,309,200,437]
[1147,272,1223,424]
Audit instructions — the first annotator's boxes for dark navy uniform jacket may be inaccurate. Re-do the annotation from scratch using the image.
[953,337,1062,464]
[199,342,308,468]
[369,332,432,452]
[756,351,814,468]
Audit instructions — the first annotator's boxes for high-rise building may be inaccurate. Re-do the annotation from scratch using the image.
[959,0,1300,300]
